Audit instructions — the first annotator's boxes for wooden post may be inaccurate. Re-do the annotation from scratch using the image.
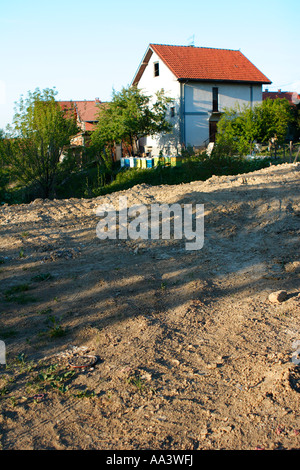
[293,145,300,163]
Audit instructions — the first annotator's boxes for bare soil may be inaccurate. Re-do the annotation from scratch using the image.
[0,162,300,450]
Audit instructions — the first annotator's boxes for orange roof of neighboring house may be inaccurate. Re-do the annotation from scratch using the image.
[84,121,97,131]
[133,44,271,85]
[58,99,107,130]
[263,90,300,105]
[74,100,103,122]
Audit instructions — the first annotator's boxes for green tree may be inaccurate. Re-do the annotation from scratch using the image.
[0,129,10,201]
[253,98,292,143]
[91,86,173,158]
[3,88,78,198]
[215,98,293,157]
[215,104,256,156]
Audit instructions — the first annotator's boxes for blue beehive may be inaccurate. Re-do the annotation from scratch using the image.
[146,158,153,168]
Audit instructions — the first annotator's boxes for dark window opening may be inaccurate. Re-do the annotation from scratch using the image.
[170,106,175,117]
[209,121,218,142]
[212,87,218,112]
[154,62,159,77]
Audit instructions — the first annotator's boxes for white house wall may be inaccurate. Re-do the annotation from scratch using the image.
[183,82,262,147]
[136,51,181,155]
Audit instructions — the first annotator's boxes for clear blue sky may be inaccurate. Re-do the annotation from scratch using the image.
[1,0,299,129]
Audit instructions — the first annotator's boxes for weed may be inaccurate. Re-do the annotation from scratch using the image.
[35,364,76,394]
[0,386,8,396]
[46,316,66,338]
[38,307,53,315]
[4,283,37,304]
[20,232,30,238]
[5,284,30,296]
[7,293,37,305]
[127,372,147,394]
[31,273,53,282]
[19,248,25,258]
[10,396,17,407]
[73,389,95,399]
[0,329,17,339]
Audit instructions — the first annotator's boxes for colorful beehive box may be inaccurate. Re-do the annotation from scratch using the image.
[171,156,182,167]
[146,158,153,168]
[153,156,159,167]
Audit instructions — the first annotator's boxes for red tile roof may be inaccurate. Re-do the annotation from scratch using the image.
[74,100,102,122]
[58,99,106,128]
[133,44,271,84]
[263,90,300,105]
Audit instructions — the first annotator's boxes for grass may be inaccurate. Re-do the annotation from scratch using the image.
[4,283,37,305]
[2,151,276,204]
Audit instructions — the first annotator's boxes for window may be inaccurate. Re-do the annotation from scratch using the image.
[154,62,159,77]
[170,106,175,118]
[212,87,218,112]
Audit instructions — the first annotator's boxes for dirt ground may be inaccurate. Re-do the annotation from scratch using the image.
[0,162,300,451]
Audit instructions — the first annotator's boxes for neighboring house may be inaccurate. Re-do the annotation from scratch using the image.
[58,98,106,147]
[131,43,271,154]
[263,89,300,106]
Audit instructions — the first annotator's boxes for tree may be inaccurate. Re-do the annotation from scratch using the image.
[215,98,293,156]
[252,98,292,144]
[3,88,79,198]
[91,86,173,159]
[215,104,256,156]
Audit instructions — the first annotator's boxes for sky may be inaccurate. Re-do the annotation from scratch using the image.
[0,0,299,130]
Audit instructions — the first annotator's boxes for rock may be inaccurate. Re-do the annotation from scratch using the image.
[141,372,152,382]
[170,359,180,367]
[206,362,218,369]
[268,290,288,303]
[31,198,43,205]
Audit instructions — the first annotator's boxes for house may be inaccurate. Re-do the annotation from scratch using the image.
[131,43,271,154]
[263,89,300,106]
[58,98,106,147]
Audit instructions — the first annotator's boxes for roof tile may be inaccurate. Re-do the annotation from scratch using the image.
[149,44,271,83]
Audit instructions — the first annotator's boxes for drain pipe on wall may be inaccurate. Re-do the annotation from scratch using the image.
[180,80,189,147]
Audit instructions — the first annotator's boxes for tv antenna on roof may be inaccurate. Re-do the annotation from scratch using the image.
[187,35,195,46]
